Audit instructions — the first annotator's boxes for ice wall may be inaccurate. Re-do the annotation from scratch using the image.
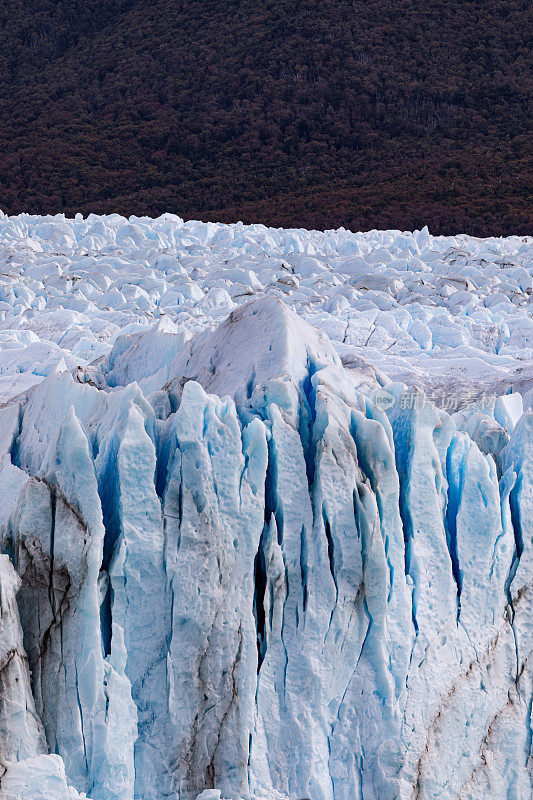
[0,297,530,800]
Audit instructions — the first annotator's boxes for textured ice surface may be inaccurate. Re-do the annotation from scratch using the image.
[0,213,531,799]
[0,213,532,407]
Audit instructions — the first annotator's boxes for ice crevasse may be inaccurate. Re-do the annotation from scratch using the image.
[0,295,530,800]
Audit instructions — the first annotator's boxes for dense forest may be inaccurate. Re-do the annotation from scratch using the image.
[0,0,531,235]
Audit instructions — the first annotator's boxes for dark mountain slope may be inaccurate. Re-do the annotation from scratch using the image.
[0,0,530,235]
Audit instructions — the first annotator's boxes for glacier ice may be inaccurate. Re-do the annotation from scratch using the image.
[0,213,531,799]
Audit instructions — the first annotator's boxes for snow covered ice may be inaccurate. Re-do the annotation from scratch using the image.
[0,211,531,800]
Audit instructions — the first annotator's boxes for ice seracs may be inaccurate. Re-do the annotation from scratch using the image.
[0,212,531,800]
[166,294,341,400]
[0,212,531,407]
[103,316,190,394]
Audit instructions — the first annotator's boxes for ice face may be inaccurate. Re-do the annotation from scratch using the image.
[0,214,531,800]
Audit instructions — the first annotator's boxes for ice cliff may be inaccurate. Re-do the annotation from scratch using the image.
[0,214,531,799]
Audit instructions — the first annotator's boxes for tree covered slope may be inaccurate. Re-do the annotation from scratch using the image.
[0,0,530,235]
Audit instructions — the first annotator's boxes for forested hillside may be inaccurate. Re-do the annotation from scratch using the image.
[0,0,530,235]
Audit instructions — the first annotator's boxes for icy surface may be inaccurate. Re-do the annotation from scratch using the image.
[0,212,531,800]
[0,213,531,407]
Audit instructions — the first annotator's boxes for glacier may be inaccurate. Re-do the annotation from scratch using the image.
[0,212,531,799]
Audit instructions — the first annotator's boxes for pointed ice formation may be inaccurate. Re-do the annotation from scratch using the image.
[166,295,342,410]
[0,296,530,800]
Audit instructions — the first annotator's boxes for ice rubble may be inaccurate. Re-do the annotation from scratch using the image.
[0,213,531,800]
[0,212,532,407]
